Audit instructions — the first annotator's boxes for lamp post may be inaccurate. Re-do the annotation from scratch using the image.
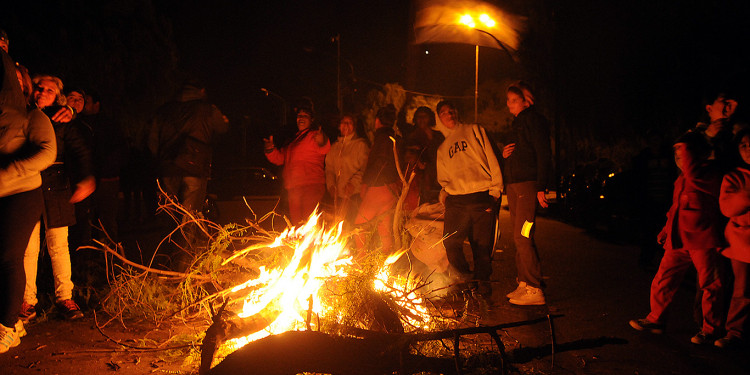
[333,34,341,114]
[260,88,288,127]
[459,13,497,124]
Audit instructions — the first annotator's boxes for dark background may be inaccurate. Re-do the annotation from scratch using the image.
[2,0,749,174]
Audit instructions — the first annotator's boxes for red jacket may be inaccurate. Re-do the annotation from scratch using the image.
[660,150,725,251]
[265,128,330,189]
[719,167,750,263]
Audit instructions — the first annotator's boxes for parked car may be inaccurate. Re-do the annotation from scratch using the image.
[557,159,639,241]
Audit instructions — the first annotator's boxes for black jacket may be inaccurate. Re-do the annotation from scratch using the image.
[362,127,402,187]
[502,106,551,191]
[39,105,94,228]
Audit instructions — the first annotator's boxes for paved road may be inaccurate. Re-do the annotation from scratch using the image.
[3,205,748,374]
[484,209,749,375]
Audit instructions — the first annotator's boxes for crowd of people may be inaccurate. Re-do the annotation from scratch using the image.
[1,24,748,358]
[0,30,227,353]
[629,91,749,349]
[0,27,554,353]
[263,84,552,309]
[0,29,141,353]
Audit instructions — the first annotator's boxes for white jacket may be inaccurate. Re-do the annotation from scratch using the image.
[437,123,503,198]
[325,134,369,198]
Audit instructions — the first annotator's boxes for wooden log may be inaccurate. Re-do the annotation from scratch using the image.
[207,330,455,375]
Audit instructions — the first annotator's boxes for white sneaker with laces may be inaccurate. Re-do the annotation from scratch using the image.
[506,281,528,299]
[0,324,20,354]
[509,285,546,306]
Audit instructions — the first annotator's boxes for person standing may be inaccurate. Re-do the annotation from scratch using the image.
[264,105,330,224]
[325,114,369,224]
[149,81,228,213]
[0,49,56,352]
[436,100,502,298]
[714,128,750,348]
[355,105,401,253]
[21,75,95,321]
[404,106,445,207]
[503,81,552,306]
[630,131,725,345]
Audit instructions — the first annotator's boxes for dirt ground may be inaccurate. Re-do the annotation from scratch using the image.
[2,207,749,374]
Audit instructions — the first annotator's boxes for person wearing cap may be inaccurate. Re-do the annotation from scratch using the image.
[354,104,401,253]
[630,131,726,346]
[264,105,330,224]
[436,100,502,299]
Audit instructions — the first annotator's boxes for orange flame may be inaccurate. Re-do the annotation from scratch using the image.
[222,209,433,352]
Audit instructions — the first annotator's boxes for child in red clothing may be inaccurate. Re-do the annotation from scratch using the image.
[714,129,750,348]
[630,131,726,345]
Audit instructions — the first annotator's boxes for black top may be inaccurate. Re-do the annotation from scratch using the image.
[503,106,552,191]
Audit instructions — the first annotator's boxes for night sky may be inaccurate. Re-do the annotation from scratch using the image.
[3,0,750,170]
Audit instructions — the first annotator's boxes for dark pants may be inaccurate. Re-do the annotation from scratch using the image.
[0,188,43,327]
[507,181,544,288]
[443,191,495,282]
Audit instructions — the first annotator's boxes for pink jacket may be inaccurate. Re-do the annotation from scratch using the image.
[265,128,330,189]
[659,149,725,251]
[719,167,750,263]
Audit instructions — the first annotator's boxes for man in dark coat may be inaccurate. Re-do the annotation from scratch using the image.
[148,81,228,212]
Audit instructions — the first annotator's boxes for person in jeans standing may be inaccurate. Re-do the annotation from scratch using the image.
[436,100,503,299]
[22,75,95,321]
[503,81,552,306]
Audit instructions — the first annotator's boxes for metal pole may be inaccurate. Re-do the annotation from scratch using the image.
[336,34,342,114]
[474,45,479,123]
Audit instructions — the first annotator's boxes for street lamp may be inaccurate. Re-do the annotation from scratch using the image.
[261,88,288,127]
[459,13,497,123]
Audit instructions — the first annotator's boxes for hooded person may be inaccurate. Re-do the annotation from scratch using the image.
[0,49,56,353]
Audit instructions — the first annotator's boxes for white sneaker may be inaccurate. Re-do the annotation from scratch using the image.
[15,320,25,338]
[509,285,546,306]
[0,324,20,354]
[506,281,528,299]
